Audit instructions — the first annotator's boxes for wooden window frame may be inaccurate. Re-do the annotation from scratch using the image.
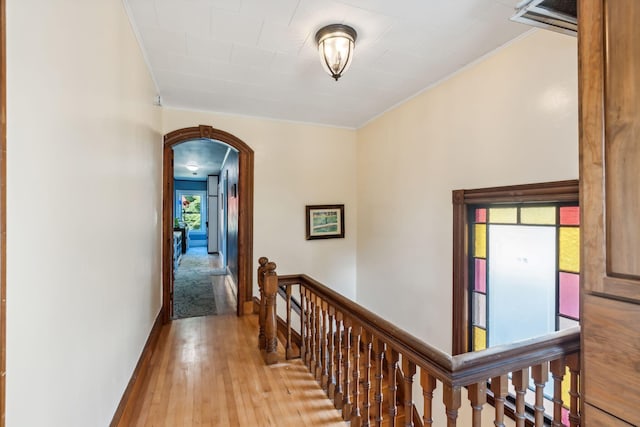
[452,180,579,355]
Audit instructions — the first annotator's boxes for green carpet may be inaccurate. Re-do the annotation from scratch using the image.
[173,247,227,319]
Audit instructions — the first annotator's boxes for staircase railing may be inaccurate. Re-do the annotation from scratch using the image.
[257,258,581,427]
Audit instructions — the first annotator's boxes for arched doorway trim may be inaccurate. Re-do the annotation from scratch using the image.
[162,125,254,321]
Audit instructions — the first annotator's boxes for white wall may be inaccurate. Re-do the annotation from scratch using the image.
[356,30,579,352]
[6,1,162,425]
[163,109,358,299]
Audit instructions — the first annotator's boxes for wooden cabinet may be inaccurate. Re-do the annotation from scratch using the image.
[579,1,640,425]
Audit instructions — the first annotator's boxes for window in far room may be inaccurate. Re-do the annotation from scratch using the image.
[177,191,207,233]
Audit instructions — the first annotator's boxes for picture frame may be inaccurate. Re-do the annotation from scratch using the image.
[305,204,345,240]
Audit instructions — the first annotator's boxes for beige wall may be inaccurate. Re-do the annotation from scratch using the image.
[163,109,358,298]
[6,1,162,425]
[356,30,579,352]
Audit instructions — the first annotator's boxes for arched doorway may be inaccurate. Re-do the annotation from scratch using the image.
[163,125,254,322]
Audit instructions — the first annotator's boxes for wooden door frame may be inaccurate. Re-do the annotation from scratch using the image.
[162,125,254,322]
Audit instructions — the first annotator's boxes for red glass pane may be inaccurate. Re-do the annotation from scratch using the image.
[562,407,569,425]
[560,206,580,225]
[475,258,486,293]
[476,208,486,223]
[559,272,580,319]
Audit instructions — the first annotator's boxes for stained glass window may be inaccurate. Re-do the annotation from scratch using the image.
[469,203,580,352]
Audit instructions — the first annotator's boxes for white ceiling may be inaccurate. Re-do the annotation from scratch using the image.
[125,0,531,128]
[173,139,233,179]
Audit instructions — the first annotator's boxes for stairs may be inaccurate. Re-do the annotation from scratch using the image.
[301,331,415,427]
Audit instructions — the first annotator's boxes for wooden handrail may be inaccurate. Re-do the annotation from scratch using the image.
[279,273,580,387]
[264,263,581,426]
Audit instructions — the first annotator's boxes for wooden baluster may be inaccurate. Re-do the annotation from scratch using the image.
[374,338,386,426]
[257,257,268,350]
[321,301,330,389]
[262,261,279,365]
[300,286,307,361]
[443,383,461,427]
[327,306,336,399]
[420,371,436,427]
[401,358,417,427]
[532,363,549,427]
[334,312,344,409]
[567,353,580,427]
[550,357,566,427]
[285,283,294,360]
[351,321,362,427]
[512,369,529,427]
[467,381,486,427]
[316,300,325,383]
[362,330,373,427]
[386,348,399,427]
[491,375,508,427]
[342,317,353,420]
[315,295,323,381]
[307,292,315,370]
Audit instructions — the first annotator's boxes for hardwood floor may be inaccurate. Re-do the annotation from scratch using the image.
[118,314,346,426]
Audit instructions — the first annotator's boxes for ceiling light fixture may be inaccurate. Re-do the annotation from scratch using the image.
[315,24,357,81]
[185,162,199,172]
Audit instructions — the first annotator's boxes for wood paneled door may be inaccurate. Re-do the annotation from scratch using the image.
[579,0,640,424]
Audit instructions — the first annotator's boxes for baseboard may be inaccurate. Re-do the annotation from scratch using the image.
[109,309,163,427]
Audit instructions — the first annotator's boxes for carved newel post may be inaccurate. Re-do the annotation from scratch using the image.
[257,257,268,350]
[263,261,279,365]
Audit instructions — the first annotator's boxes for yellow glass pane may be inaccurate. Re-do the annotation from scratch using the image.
[562,366,572,408]
[474,224,486,258]
[559,227,580,273]
[521,206,556,225]
[489,207,518,224]
[473,326,486,351]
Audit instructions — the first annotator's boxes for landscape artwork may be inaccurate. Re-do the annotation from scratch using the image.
[305,204,345,240]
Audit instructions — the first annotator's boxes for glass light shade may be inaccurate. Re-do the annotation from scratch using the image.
[315,24,357,81]
[185,162,199,172]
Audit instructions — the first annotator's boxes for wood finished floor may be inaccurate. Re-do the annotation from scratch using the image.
[118,313,346,426]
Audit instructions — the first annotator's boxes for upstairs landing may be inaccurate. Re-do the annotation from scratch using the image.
[118,314,346,426]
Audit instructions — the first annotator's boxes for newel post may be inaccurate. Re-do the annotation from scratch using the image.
[263,261,279,365]
[257,257,268,350]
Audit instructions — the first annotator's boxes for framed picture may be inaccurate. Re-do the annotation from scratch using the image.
[306,204,345,240]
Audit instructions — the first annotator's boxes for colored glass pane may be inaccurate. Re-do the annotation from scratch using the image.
[473,326,486,351]
[473,292,486,328]
[474,258,486,293]
[475,208,486,223]
[521,206,556,225]
[474,224,486,258]
[562,408,569,425]
[559,272,580,319]
[560,206,580,225]
[489,207,518,224]
[559,227,580,273]
[562,366,571,410]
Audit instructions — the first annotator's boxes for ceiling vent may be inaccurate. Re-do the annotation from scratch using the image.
[511,0,577,36]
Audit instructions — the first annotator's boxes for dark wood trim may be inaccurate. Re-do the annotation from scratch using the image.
[110,310,163,427]
[0,0,6,423]
[451,190,468,356]
[451,180,579,354]
[278,274,579,387]
[162,125,254,321]
[460,180,579,204]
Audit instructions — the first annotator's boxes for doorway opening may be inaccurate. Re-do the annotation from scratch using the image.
[162,125,254,322]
